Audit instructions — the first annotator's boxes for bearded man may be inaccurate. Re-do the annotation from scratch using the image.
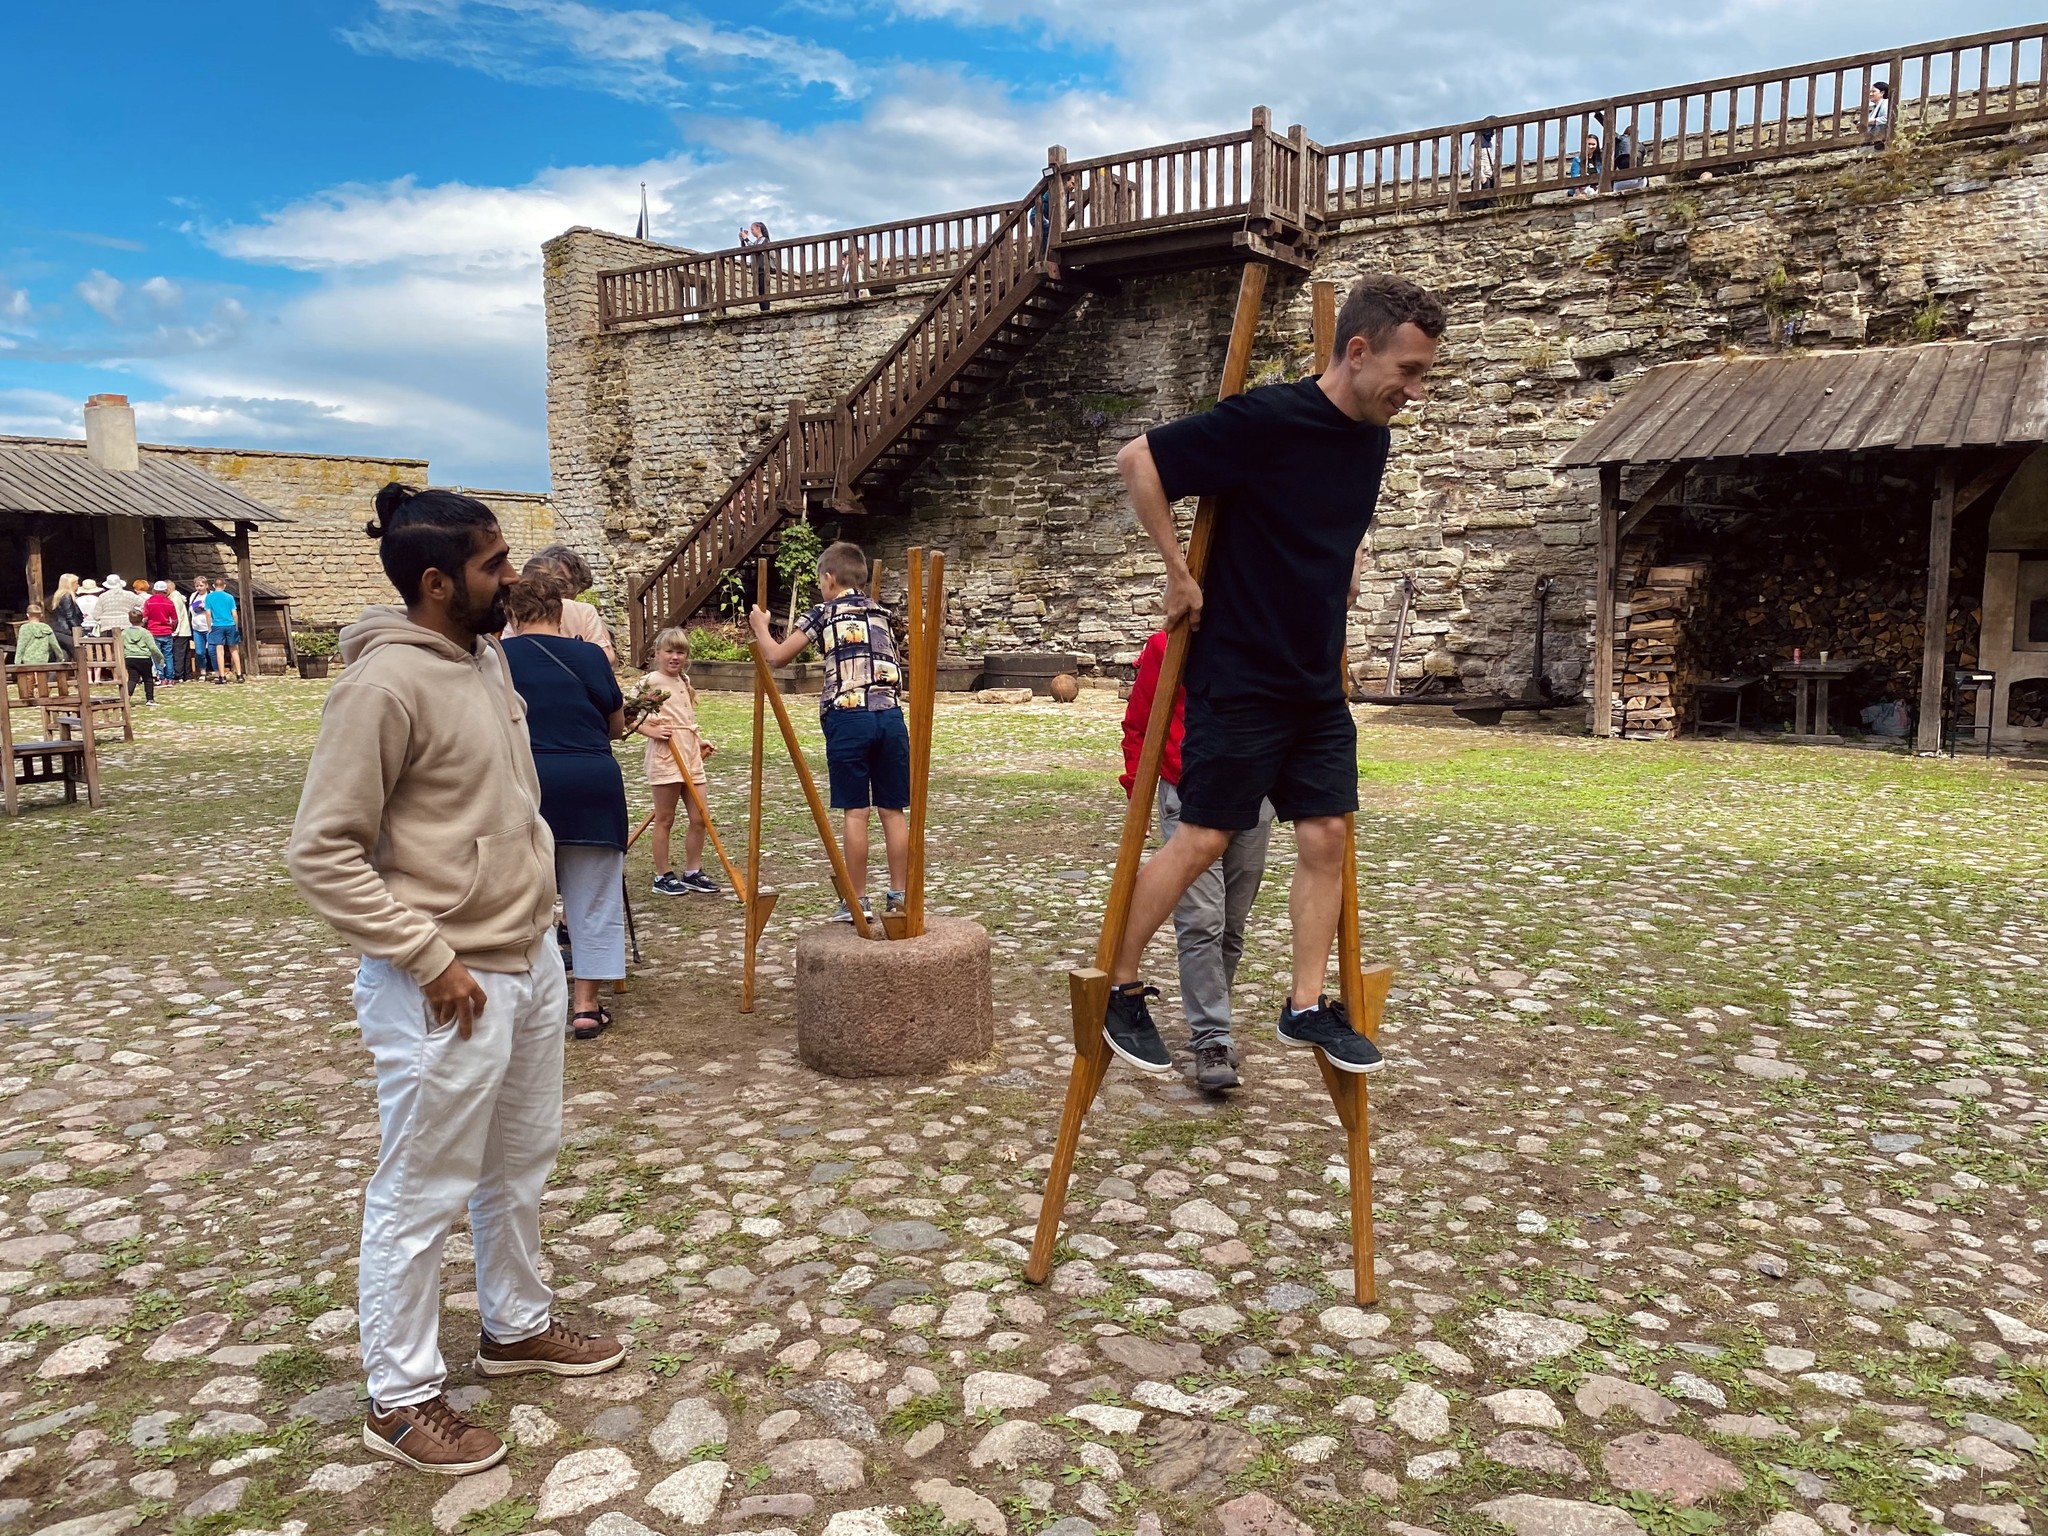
[287,484,625,1476]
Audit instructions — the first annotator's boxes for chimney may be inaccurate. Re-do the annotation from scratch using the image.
[84,393,138,473]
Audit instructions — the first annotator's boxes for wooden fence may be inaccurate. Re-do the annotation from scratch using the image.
[598,23,2048,331]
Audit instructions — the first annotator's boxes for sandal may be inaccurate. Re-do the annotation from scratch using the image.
[570,1008,611,1042]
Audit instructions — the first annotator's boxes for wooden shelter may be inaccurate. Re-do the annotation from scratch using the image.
[1561,338,2048,752]
[0,403,288,676]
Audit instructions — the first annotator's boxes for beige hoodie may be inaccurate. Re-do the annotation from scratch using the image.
[286,606,557,984]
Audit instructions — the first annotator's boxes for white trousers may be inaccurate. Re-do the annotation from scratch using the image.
[353,947,566,1407]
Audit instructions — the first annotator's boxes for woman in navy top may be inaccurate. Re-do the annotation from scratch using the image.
[502,565,626,1040]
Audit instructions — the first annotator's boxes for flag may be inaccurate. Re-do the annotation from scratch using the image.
[635,183,649,241]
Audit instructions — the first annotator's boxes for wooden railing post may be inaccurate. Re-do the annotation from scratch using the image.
[1599,100,1618,193]
[1044,144,1067,254]
[1886,51,1905,142]
[1286,122,1309,227]
[1447,129,1463,214]
[1248,107,1273,227]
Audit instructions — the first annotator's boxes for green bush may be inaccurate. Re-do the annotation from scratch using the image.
[292,628,340,658]
[687,625,752,662]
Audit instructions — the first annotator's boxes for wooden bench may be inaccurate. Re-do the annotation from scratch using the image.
[3,651,105,813]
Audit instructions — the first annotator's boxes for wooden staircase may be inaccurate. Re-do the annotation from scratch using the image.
[625,187,1092,658]
[623,117,1326,658]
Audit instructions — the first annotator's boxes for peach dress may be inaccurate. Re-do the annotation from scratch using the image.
[643,671,705,787]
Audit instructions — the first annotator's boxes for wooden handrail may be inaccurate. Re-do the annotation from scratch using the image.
[599,23,2047,334]
[1320,22,2047,216]
[600,200,1016,325]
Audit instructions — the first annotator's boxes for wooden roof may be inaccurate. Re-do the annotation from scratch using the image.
[1559,338,2048,468]
[0,443,285,523]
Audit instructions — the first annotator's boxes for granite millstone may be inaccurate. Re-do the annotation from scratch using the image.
[794,916,994,1077]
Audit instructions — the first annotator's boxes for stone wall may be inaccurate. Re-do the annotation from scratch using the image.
[163,451,557,628]
[544,225,932,574]
[546,128,2048,692]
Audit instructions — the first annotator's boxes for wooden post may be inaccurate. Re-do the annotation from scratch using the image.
[1593,466,1620,738]
[150,518,170,584]
[1043,145,1068,255]
[1026,262,1267,1290]
[23,526,46,609]
[742,559,778,1013]
[233,521,261,677]
[1248,108,1273,228]
[867,559,883,600]
[885,549,927,941]
[1916,463,1957,755]
[753,640,873,938]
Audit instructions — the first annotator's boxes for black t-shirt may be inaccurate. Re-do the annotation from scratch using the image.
[1146,376,1389,703]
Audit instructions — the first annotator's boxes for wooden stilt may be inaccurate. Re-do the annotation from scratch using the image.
[671,740,748,903]
[906,553,943,939]
[743,559,776,1013]
[626,809,657,852]
[753,641,874,939]
[1026,262,1268,1288]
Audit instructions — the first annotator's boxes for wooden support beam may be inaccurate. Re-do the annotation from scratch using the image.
[1311,280,1337,374]
[742,558,777,1013]
[150,518,170,582]
[1916,463,1957,756]
[1593,465,1621,739]
[23,527,46,610]
[233,522,261,677]
[1616,462,1686,540]
[1954,447,2032,519]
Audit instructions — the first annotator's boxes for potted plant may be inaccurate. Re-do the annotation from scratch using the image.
[294,628,339,680]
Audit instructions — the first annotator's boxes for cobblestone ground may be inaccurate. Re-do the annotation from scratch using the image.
[1,681,2044,1536]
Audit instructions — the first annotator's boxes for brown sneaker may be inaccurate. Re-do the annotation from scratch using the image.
[475,1319,627,1378]
[361,1393,506,1476]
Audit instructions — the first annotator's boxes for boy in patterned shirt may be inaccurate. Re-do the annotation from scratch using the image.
[750,540,908,924]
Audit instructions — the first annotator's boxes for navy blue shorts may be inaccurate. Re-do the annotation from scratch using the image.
[821,706,911,810]
[1176,691,1358,831]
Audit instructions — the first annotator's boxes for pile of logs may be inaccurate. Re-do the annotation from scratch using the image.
[1611,540,1708,741]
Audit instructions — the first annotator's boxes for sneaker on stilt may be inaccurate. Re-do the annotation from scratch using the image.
[1276,996,1383,1074]
[1102,983,1172,1074]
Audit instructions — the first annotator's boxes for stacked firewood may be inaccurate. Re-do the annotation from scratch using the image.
[1612,541,1708,740]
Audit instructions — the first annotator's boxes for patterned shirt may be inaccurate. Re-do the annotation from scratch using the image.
[795,594,902,714]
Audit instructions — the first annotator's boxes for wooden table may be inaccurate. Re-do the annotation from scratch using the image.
[1773,659,1862,743]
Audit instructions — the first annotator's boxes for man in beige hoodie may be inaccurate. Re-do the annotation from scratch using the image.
[287,484,625,1477]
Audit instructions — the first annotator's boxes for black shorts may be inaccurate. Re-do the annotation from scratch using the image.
[1176,692,1358,831]
[821,705,911,810]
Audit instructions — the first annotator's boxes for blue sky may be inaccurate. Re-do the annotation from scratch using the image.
[4,1,2038,489]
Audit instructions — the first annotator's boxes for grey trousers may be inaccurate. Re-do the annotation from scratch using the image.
[1158,782,1274,1051]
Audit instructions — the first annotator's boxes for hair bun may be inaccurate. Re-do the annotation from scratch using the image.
[367,481,422,539]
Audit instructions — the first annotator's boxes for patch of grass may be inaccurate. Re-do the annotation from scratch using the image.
[457,1499,537,1536]
[254,1345,332,1398]
[884,1393,958,1436]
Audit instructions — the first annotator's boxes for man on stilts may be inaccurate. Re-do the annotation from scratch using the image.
[1101,273,1445,1080]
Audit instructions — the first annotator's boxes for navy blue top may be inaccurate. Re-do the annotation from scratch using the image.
[502,635,627,851]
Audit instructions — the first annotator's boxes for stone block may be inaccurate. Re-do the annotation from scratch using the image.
[795,917,994,1078]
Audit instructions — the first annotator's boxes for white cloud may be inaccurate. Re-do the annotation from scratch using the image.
[76,270,124,321]
[0,388,82,439]
[343,0,864,101]
[2,286,28,323]
[139,276,184,309]
[71,0,2042,488]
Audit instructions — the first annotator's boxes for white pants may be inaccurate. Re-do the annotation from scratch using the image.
[353,947,567,1407]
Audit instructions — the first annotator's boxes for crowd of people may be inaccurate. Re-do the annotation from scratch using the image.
[33,570,246,700]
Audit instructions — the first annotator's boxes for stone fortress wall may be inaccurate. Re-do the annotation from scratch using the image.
[544,130,2048,691]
